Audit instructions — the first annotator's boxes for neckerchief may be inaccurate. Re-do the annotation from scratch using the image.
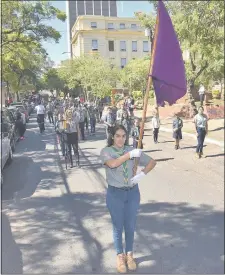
[111,146,129,185]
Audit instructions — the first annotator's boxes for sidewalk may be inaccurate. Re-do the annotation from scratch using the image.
[135,110,224,147]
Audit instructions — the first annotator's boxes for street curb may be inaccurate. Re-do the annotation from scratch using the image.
[159,127,224,148]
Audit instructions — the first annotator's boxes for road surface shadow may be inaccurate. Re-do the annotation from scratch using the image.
[2,195,224,273]
[155,157,174,162]
[1,212,23,274]
[159,140,174,143]
[205,153,225,158]
[210,127,224,132]
[143,149,162,153]
[136,201,224,274]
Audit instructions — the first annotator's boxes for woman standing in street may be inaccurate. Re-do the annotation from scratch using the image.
[172,112,183,150]
[100,125,156,273]
[194,106,208,158]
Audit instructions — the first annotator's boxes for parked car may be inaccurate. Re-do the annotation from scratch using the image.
[10,102,29,122]
[1,121,13,168]
[1,108,19,152]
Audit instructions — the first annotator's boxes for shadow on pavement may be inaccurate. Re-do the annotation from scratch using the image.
[205,153,225,158]
[2,195,224,273]
[155,157,174,162]
[1,212,23,274]
[136,201,224,274]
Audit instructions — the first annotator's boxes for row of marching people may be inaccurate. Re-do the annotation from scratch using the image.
[105,102,208,159]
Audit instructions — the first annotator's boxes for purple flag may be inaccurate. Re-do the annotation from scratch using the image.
[151,0,187,107]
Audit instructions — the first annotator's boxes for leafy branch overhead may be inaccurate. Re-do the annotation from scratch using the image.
[136,1,224,91]
[2,1,66,48]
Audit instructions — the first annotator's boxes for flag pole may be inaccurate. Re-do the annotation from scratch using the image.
[133,7,160,176]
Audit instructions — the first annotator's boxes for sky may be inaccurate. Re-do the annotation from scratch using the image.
[42,1,153,65]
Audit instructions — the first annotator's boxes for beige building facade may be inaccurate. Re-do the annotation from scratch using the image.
[71,15,150,68]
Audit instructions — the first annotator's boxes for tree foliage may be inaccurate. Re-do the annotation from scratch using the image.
[120,58,150,92]
[136,1,224,92]
[2,1,66,48]
[2,1,66,99]
[58,55,120,100]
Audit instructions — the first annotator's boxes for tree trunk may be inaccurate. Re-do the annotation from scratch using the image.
[186,80,198,118]
[16,91,20,102]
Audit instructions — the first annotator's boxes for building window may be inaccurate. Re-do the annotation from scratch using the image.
[108,41,114,51]
[91,22,97,28]
[108,23,114,29]
[92,39,98,50]
[120,41,126,51]
[121,58,127,68]
[143,41,149,52]
[131,24,137,29]
[132,41,137,52]
[120,23,125,29]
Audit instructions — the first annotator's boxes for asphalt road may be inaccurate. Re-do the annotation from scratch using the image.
[1,114,224,274]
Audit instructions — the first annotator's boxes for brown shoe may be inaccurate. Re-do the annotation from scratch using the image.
[117,253,127,273]
[126,252,137,271]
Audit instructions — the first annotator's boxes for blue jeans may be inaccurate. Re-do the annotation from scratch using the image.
[196,127,206,153]
[106,185,140,254]
[90,118,96,133]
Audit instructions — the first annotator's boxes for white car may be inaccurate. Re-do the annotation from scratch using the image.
[1,124,13,184]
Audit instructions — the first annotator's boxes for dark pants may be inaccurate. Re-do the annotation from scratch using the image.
[84,117,88,130]
[153,128,159,142]
[106,185,140,254]
[66,132,79,165]
[37,114,45,132]
[99,111,103,120]
[90,118,96,133]
[18,123,26,137]
[79,122,85,140]
[199,94,205,106]
[196,127,206,153]
[48,111,54,123]
[58,132,66,155]
[133,138,143,149]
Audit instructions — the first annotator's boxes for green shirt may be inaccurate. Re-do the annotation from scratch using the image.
[100,145,152,188]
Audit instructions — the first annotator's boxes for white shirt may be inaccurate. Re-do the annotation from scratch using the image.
[35,105,45,115]
[194,114,208,128]
[152,116,160,129]
[198,85,205,95]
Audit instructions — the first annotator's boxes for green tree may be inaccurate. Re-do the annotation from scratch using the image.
[42,68,65,96]
[2,1,66,49]
[120,58,149,94]
[136,1,224,96]
[2,42,46,100]
[58,55,120,101]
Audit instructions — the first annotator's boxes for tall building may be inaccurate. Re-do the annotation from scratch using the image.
[71,15,150,69]
[66,1,117,55]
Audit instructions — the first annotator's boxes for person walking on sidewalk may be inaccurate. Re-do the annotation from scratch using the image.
[100,125,156,274]
[131,118,143,149]
[172,113,183,150]
[198,84,206,106]
[103,107,116,141]
[78,105,85,140]
[46,101,54,124]
[120,111,131,145]
[35,101,45,133]
[194,106,208,158]
[88,105,97,135]
[15,113,26,140]
[152,112,160,144]
[65,109,80,168]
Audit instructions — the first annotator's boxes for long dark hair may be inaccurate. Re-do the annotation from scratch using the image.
[107,125,128,147]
